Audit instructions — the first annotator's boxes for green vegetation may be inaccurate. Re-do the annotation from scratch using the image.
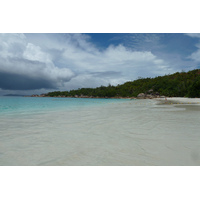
[46,69,200,98]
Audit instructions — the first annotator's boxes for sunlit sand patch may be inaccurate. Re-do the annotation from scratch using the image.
[155,97,200,105]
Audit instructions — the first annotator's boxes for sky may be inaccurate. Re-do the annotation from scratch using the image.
[1,33,200,95]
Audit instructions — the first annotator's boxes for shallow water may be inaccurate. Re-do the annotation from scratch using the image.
[0,97,200,165]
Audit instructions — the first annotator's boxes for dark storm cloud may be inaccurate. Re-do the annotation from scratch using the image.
[0,34,76,93]
[0,72,57,90]
[0,53,74,91]
[0,57,57,90]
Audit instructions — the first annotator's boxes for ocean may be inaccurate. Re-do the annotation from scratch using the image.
[0,96,200,165]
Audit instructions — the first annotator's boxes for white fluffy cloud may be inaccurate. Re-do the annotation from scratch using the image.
[186,33,200,63]
[0,33,173,94]
[189,50,200,62]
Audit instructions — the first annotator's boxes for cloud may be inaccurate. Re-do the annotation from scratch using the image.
[0,33,174,93]
[189,49,200,63]
[0,71,55,90]
[62,41,172,78]
[123,33,163,52]
[186,33,200,63]
[185,33,200,38]
[0,34,75,91]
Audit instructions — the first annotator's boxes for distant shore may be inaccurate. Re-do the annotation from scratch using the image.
[29,91,163,99]
[27,94,200,104]
[28,94,132,99]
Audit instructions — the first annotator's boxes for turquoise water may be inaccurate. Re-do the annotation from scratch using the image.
[0,97,129,116]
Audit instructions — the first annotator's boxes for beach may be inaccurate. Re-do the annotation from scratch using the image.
[155,97,200,105]
[0,97,200,166]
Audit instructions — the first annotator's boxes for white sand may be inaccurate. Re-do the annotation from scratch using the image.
[155,97,200,105]
[1,99,200,166]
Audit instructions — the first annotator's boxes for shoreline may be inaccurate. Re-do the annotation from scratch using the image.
[27,95,133,99]
[27,95,200,103]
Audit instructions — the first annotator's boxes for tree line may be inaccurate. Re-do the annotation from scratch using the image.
[46,69,200,98]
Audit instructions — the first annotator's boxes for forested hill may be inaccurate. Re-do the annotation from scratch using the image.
[46,69,200,98]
